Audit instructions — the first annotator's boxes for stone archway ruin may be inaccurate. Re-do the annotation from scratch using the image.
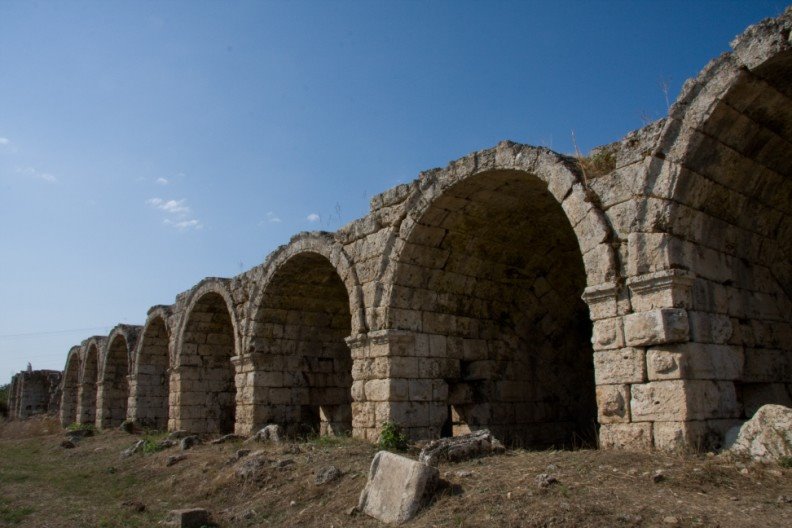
[40,10,790,451]
[171,284,239,434]
[60,347,81,426]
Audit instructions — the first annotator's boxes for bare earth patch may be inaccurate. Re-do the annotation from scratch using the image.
[1,418,790,527]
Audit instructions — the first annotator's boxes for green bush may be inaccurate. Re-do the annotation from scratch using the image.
[66,422,95,433]
[378,422,408,452]
[779,456,792,469]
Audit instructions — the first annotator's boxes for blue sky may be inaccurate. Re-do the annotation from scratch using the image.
[0,0,785,383]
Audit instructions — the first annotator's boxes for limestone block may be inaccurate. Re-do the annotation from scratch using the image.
[358,451,439,524]
[595,384,631,423]
[727,404,792,462]
[652,421,706,451]
[626,269,696,312]
[598,423,652,450]
[631,380,738,421]
[591,317,625,350]
[624,308,689,347]
[743,348,790,382]
[688,311,733,344]
[646,344,743,380]
[594,348,645,384]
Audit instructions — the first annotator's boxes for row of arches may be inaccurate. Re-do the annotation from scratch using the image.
[57,11,791,449]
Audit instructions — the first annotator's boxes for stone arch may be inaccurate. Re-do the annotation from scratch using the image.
[60,346,81,427]
[641,11,792,433]
[242,233,361,436]
[379,143,615,446]
[131,306,173,429]
[97,325,140,428]
[77,337,105,426]
[172,279,240,434]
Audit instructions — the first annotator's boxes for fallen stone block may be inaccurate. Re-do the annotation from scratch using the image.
[358,450,438,524]
[180,435,201,451]
[725,404,792,462]
[315,465,342,485]
[210,433,243,445]
[168,508,209,528]
[166,454,188,467]
[418,429,505,466]
[246,424,282,443]
[121,440,146,458]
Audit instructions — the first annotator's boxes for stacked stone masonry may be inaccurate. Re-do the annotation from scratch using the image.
[7,369,62,420]
[15,10,786,451]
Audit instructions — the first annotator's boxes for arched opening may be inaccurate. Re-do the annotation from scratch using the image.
[99,335,130,428]
[250,253,353,436]
[670,49,792,418]
[79,344,99,425]
[62,355,82,425]
[135,317,170,429]
[177,292,236,434]
[392,169,596,447]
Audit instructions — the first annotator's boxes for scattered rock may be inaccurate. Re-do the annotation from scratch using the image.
[247,424,282,443]
[122,500,146,512]
[315,465,342,485]
[535,473,558,488]
[652,470,665,483]
[663,516,680,525]
[358,450,439,524]
[121,440,146,458]
[289,500,296,507]
[168,508,209,528]
[281,444,301,455]
[346,506,358,516]
[418,429,505,467]
[777,495,791,504]
[768,469,783,477]
[725,404,792,462]
[60,440,76,449]
[235,449,251,459]
[166,454,188,467]
[272,458,294,469]
[157,439,177,450]
[235,455,269,480]
[180,435,201,451]
[210,433,242,445]
[617,513,643,523]
[454,470,473,478]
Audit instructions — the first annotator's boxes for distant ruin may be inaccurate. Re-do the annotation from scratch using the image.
[7,369,62,420]
[9,10,792,451]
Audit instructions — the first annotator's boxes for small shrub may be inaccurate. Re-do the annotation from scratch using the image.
[779,456,792,468]
[378,422,408,452]
[67,422,95,434]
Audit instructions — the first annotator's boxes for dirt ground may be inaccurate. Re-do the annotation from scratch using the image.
[1,417,790,527]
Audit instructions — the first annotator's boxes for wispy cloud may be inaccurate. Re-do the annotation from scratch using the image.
[146,197,190,215]
[146,197,201,230]
[155,177,169,185]
[266,211,281,223]
[164,218,202,230]
[306,213,320,222]
[16,166,57,184]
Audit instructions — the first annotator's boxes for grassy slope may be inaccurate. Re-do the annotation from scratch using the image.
[1,417,791,527]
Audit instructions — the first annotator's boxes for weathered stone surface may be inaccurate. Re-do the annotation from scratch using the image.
[180,436,201,451]
[358,451,439,524]
[418,429,505,466]
[247,424,282,443]
[315,465,342,485]
[121,440,146,458]
[726,404,792,462]
[624,309,689,347]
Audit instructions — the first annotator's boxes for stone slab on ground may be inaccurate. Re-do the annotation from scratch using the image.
[358,450,438,524]
[418,429,505,466]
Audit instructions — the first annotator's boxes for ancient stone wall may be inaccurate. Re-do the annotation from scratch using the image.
[42,10,792,450]
[7,369,62,420]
